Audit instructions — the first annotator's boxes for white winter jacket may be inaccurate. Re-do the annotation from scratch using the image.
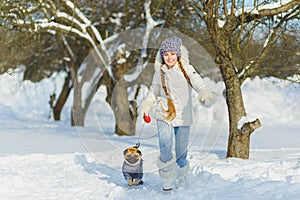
[141,46,209,126]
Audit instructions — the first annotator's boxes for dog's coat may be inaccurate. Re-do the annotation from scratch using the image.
[122,147,143,186]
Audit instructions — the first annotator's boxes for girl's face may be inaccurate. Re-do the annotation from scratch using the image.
[163,52,178,67]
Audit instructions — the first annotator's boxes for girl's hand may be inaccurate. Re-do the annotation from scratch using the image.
[198,90,214,107]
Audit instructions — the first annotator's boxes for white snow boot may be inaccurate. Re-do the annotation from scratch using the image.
[157,156,177,191]
[176,161,190,188]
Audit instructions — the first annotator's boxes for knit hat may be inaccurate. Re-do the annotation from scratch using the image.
[159,37,182,59]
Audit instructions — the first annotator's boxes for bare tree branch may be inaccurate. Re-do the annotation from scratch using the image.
[240,119,261,136]
[259,0,300,17]
[223,0,228,18]
[241,0,300,24]
[239,6,300,83]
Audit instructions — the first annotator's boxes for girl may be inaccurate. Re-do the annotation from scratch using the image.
[139,37,214,191]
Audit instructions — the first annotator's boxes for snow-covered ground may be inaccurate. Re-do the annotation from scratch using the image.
[0,68,300,200]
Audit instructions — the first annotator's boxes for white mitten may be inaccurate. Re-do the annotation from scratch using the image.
[197,90,214,107]
[139,100,153,115]
[138,92,156,115]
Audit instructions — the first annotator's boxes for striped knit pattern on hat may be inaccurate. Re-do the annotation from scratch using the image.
[159,37,182,59]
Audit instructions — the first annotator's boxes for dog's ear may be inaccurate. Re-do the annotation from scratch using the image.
[136,149,142,156]
[123,149,128,155]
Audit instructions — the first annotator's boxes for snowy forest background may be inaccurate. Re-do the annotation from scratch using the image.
[0,0,299,199]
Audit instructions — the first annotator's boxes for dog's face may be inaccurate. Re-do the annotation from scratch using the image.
[123,147,142,166]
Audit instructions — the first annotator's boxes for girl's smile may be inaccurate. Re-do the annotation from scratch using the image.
[163,52,178,68]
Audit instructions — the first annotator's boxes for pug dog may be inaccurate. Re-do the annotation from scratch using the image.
[122,146,144,186]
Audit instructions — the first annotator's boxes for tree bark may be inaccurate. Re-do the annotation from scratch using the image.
[53,72,73,121]
[68,61,85,127]
[219,62,251,159]
[215,42,262,158]
[112,77,135,136]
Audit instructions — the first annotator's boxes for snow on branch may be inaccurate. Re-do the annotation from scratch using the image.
[63,0,91,26]
[141,0,160,58]
[124,0,162,82]
[62,0,107,46]
[37,21,90,39]
[216,0,299,28]
[257,0,299,15]
[10,0,114,81]
[62,0,112,74]
[56,11,84,31]
[238,3,299,83]
[235,0,299,19]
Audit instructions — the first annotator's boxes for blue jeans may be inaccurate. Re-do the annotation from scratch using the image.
[157,120,190,168]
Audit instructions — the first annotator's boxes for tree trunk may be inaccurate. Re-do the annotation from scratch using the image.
[71,106,85,126]
[219,62,261,159]
[227,118,261,159]
[53,72,73,121]
[71,85,85,126]
[221,64,248,158]
[69,61,85,127]
[112,77,136,136]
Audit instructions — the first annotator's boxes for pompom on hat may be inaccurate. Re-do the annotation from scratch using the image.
[159,37,182,59]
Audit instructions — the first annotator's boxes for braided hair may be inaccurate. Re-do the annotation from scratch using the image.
[178,58,192,88]
[160,57,192,121]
